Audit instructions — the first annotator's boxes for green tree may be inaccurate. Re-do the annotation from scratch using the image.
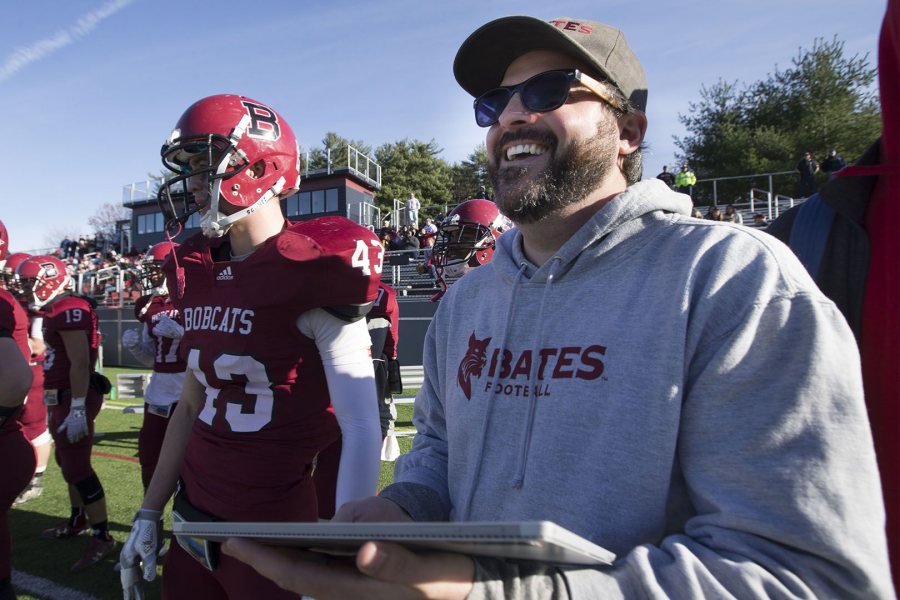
[450,142,492,202]
[305,132,372,172]
[374,139,453,220]
[675,36,880,203]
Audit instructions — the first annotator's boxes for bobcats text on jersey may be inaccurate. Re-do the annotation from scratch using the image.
[182,305,254,335]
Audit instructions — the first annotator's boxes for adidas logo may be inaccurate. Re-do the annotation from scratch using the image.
[216,266,234,281]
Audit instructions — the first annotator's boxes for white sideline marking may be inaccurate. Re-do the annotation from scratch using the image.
[13,568,101,600]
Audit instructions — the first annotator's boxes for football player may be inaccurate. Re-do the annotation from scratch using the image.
[120,94,383,599]
[3,252,52,506]
[0,220,37,600]
[121,242,186,491]
[431,198,512,300]
[367,281,401,441]
[16,254,115,571]
[120,242,186,559]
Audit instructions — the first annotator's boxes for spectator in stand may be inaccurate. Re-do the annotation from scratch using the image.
[706,205,724,221]
[724,204,743,225]
[797,151,820,197]
[690,207,704,219]
[380,230,393,250]
[422,218,438,236]
[418,235,439,281]
[752,213,769,227]
[656,165,675,189]
[821,148,847,176]
[675,163,696,197]
[388,229,405,252]
[401,226,421,251]
[406,192,421,228]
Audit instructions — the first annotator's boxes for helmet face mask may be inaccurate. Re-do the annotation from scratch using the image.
[0,219,8,270]
[432,199,511,295]
[157,95,300,238]
[1,253,31,293]
[139,242,177,294]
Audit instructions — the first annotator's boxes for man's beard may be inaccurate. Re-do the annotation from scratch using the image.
[488,119,618,224]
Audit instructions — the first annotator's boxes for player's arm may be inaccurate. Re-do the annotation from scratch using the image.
[28,315,46,357]
[299,309,381,511]
[0,336,32,409]
[122,323,155,368]
[59,329,90,398]
[142,368,204,511]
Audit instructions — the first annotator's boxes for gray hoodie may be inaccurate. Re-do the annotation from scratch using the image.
[381,179,893,598]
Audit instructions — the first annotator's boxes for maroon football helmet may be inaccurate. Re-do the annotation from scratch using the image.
[0,219,8,266]
[15,255,70,309]
[158,94,301,237]
[434,199,511,274]
[1,252,31,291]
[139,242,178,293]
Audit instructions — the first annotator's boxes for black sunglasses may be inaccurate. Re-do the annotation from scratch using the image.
[473,69,623,128]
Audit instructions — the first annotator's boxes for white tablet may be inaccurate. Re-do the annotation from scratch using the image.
[172,520,616,566]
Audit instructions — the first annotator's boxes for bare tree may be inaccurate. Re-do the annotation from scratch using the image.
[43,227,82,253]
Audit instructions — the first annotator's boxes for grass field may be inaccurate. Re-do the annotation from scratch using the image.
[9,366,417,600]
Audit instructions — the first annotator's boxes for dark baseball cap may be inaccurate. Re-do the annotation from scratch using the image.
[454,16,648,112]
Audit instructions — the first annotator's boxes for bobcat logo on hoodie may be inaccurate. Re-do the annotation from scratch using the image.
[457,332,491,400]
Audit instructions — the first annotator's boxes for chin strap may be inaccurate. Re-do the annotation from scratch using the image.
[164,223,185,300]
[200,176,286,238]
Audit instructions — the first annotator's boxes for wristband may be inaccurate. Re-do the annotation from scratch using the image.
[136,508,163,521]
[71,396,86,408]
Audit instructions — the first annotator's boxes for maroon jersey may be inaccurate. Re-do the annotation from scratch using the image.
[369,282,399,359]
[164,217,383,520]
[134,294,187,374]
[41,295,99,389]
[0,290,29,433]
[19,305,47,439]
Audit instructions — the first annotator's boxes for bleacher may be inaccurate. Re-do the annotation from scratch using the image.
[382,249,446,298]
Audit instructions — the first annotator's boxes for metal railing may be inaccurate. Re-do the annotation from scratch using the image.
[348,201,381,229]
[689,170,797,207]
[347,145,381,189]
[748,189,801,221]
[122,181,156,205]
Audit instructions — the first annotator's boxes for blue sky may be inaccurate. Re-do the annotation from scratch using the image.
[0,0,886,252]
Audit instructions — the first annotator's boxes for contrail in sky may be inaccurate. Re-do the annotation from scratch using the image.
[0,0,137,83]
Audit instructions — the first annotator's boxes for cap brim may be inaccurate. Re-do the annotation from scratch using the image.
[454,16,619,98]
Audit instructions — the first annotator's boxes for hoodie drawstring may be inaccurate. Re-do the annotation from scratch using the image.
[458,262,528,520]
[511,256,561,488]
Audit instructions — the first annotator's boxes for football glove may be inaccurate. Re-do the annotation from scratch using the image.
[152,314,184,340]
[57,397,88,443]
[121,328,141,349]
[120,508,162,587]
[119,560,145,600]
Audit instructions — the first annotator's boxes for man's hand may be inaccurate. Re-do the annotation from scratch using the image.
[122,329,141,349]
[222,539,474,600]
[152,314,184,340]
[120,508,162,590]
[334,496,414,523]
[57,397,88,443]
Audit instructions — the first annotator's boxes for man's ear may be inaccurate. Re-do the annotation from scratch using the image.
[617,111,647,157]
[249,159,266,179]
